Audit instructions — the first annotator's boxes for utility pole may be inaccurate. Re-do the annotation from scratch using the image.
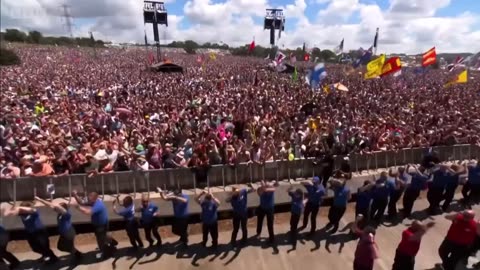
[61,4,74,39]
[89,31,97,58]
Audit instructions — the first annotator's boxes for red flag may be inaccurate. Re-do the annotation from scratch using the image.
[249,40,255,53]
[304,53,310,61]
[381,57,402,77]
[422,47,436,67]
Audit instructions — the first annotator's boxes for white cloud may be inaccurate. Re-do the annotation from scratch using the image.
[1,0,479,54]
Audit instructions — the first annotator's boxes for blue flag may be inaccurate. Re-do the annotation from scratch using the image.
[353,46,373,68]
[305,63,327,88]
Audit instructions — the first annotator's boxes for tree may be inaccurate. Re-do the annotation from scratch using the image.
[28,31,43,43]
[320,49,336,62]
[4,29,27,42]
[0,48,21,66]
[184,40,199,54]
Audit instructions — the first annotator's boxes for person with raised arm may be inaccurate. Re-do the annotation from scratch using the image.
[299,176,326,237]
[227,185,255,246]
[113,195,144,250]
[370,172,394,224]
[392,220,435,270]
[437,210,480,270]
[0,214,20,269]
[462,158,480,208]
[195,189,220,249]
[402,164,429,218]
[138,194,162,247]
[287,187,306,249]
[34,196,83,262]
[256,180,276,244]
[158,187,189,248]
[72,190,118,259]
[326,174,351,234]
[3,202,58,264]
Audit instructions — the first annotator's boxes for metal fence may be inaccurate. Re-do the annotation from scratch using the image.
[1,144,479,203]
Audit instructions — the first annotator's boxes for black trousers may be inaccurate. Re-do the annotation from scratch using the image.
[462,183,480,206]
[202,222,218,247]
[172,217,188,244]
[370,198,388,223]
[289,213,300,248]
[355,205,369,220]
[388,190,403,218]
[427,186,444,212]
[26,230,57,259]
[353,261,373,270]
[392,249,415,270]
[402,188,420,217]
[143,221,161,245]
[231,214,248,243]
[57,227,80,255]
[303,202,320,233]
[256,207,275,242]
[93,224,117,254]
[442,185,458,211]
[327,205,346,233]
[125,220,143,248]
[439,239,470,270]
[0,230,19,267]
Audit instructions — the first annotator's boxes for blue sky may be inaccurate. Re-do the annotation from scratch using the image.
[1,0,479,53]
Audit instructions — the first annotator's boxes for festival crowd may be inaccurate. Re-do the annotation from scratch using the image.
[1,45,480,178]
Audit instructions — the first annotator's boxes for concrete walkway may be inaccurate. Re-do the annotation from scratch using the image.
[8,196,480,270]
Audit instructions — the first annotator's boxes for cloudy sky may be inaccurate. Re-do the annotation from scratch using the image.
[1,0,479,54]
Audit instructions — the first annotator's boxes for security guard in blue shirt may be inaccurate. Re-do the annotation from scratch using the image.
[35,196,83,262]
[73,190,118,259]
[403,165,429,217]
[300,177,326,236]
[114,196,143,249]
[288,187,305,249]
[326,176,351,234]
[227,186,254,246]
[138,194,161,246]
[427,165,449,214]
[159,187,189,247]
[370,172,394,223]
[4,202,58,264]
[442,165,465,212]
[256,180,276,244]
[196,189,220,249]
[462,159,480,208]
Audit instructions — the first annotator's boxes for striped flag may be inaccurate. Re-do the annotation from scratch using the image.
[448,56,464,72]
[422,47,436,67]
[334,38,344,55]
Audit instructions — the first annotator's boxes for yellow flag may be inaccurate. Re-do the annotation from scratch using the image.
[364,54,386,79]
[209,52,217,61]
[444,70,467,87]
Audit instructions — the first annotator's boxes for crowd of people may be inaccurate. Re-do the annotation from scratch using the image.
[1,159,480,270]
[1,44,480,179]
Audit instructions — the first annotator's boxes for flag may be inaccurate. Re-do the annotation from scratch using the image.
[209,52,217,61]
[381,57,402,77]
[448,56,464,72]
[290,53,297,64]
[334,38,344,55]
[264,54,270,60]
[445,70,467,87]
[305,63,327,88]
[248,40,255,53]
[353,47,373,68]
[302,42,306,53]
[275,51,286,64]
[373,28,379,55]
[304,53,310,62]
[313,56,319,63]
[422,47,436,67]
[278,18,284,39]
[292,67,298,81]
[364,54,386,79]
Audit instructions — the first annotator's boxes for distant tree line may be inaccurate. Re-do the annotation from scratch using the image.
[0,29,105,47]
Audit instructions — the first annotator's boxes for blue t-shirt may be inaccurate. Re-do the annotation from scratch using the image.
[118,204,135,222]
[201,200,218,225]
[57,211,72,235]
[20,211,44,233]
[289,192,304,215]
[431,170,448,189]
[409,173,429,191]
[231,189,248,216]
[260,191,275,210]
[173,194,189,218]
[333,186,350,207]
[305,184,326,206]
[91,199,109,226]
[356,189,371,209]
[140,203,158,224]
[468,165,480,185]
[371,180,391,201]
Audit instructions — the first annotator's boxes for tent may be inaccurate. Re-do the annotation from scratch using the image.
[150,61,184,73]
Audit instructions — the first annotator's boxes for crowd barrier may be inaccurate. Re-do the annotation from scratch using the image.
[1,144,479,203]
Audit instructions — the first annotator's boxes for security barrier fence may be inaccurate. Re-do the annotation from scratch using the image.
[1,144,479,203]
